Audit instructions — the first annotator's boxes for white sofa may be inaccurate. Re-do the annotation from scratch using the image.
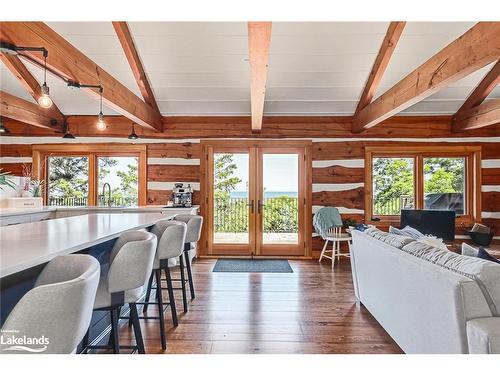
[350,230,500,354]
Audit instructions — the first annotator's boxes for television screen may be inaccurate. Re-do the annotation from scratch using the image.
[400,209,455,241]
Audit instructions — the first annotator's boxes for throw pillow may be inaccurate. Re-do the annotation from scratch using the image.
[477,247,500,264]
[462,242,479,257]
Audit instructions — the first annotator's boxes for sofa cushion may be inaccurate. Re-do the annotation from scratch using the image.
[402,241,500,317]
[477,247,500,264]
[365,227,415,249]
[389,225,425,239]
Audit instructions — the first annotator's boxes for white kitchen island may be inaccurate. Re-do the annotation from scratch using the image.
[0,212,168,278]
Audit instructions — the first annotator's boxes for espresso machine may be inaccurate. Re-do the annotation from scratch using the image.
[170,183,193,207]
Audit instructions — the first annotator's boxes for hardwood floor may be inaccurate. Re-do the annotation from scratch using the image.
[118,258,403,354]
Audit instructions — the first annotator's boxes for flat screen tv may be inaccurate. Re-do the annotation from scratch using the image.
[400,209,455,241]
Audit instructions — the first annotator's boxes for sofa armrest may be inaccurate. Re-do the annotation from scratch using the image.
[467,317,500,354]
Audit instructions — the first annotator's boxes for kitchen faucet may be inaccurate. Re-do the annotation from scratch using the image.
[102,182,112,207]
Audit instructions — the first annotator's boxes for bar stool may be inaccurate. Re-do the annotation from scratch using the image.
[173,214,203,312]
[141,219,187,350]
[1,254,100,354]
[83,230,157,354]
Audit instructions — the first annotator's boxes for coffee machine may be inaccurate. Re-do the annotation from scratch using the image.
[170,183,193,207]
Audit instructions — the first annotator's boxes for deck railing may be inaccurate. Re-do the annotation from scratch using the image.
[47,195,137,207]
[214,196,298,233]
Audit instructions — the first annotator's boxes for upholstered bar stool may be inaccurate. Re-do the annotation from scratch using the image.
[140,219,187,350]
[0,254,100,354]
[173,214,203,311]
[83,230,157,354]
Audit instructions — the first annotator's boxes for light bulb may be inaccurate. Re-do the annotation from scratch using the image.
[96,112,106,131]
[38,84,53,108]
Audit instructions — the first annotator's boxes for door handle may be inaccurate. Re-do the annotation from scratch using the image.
[247,199,254,214]
[257,200,265,214]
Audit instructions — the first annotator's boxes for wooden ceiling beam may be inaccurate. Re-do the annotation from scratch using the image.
[248,22,272,132]
[455,59,500,113]
[0,90,64,131]
[354,22,406,114]
[453,98,500,131]
[0,22,163,132]
[352,22,500,133]
[112,21,161,116]
[0,53,65,126]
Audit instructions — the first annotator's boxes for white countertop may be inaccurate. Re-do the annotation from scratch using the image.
[0,205,200,218]
[0,212,168,278]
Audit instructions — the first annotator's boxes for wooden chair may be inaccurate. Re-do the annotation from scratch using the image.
[313,207,352,269]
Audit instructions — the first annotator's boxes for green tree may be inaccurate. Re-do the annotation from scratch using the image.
[373,158,414,206]
[214,154,241,193]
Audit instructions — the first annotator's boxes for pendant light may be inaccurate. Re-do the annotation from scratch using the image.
[128,124,139,140]
[62,122,75,139]
[96,86,106,131]
[37,49,53,109]
[0,117,11,134]
[0,43,53,109]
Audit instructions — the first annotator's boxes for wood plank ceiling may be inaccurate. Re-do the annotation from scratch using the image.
[1,22,499,132]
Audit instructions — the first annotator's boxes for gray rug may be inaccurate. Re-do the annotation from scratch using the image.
[212,259,293,273]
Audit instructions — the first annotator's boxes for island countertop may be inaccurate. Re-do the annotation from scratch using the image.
[0,212,168,278]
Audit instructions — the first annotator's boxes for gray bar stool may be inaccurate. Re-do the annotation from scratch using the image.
[83,230,157,354]
[173,214,203,311]
[0,254,100,354]
[141,219,186,350]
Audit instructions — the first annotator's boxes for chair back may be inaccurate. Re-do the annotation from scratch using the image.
[313,207,343,240]
[174,214,203,243]
[107,230,157,294]
[150,220,187,262]
[1,254,100,354]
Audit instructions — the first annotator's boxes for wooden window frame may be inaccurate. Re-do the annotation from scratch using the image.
[364,145,482,226]
[32,144,147,206]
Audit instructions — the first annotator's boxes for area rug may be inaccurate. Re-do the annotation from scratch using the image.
[212,259,293,273]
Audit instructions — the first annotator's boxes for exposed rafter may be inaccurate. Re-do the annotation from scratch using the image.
[0,22,163,132]
[112,21,161,116]
[354,22,406,115]
[248,22,272,131]
[453,98,500,131]
[352,22,500,133]
[0,90,64,131]
[0,53,65,126]
[454,59,500,117]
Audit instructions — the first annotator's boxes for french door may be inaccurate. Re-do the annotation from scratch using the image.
[202,141,311,257]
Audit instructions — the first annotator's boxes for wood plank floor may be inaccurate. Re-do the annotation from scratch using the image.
[118,258,403,354]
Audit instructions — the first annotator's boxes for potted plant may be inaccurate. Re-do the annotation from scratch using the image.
[343,218,357,231]
[0,169,16,191]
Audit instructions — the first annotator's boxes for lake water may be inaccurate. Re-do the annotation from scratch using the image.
[230,191,298,198]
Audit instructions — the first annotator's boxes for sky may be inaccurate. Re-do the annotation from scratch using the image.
[226,153,298,192]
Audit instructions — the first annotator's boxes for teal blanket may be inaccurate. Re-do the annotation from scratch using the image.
[313,207,343,239]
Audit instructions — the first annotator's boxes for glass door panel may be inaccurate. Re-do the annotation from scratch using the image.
[261,154,299,245]
[97,156,139,207]
[213,152,251,245]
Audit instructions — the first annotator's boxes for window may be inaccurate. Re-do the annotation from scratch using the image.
[32,145,146,207]
[98,157,139,207]
[47,156,89,206]
[372,157,415,215]
[365,146,481,223]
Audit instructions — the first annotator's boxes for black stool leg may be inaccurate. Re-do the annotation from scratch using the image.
[129,303,145,354]
[179,255,188,313]
[110,308,120,354]
[184,249,195,300]
[143,271,154,313]
[164,266,178,327]
[155,269,167,350]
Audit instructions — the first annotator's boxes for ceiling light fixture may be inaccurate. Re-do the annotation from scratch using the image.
[67,82,105,131]
[128,124,139,140]
[62,121,75,139]
[0,117,11,134]
[0,42,53,109]
[37,50,53,108]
